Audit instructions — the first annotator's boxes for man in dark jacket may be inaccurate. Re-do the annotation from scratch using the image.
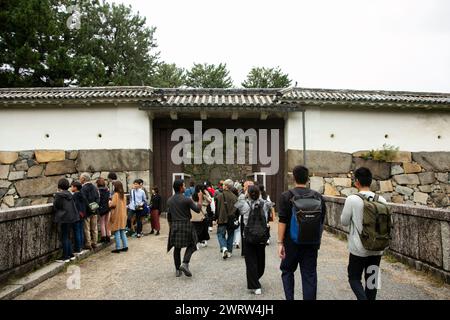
[53,178,79,263]
[277,165,326,300]
[215,179,238,259]
[80,172,100,250]
[167,179,202,277]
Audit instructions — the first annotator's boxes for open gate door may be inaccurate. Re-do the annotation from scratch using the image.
[171,173,192,195]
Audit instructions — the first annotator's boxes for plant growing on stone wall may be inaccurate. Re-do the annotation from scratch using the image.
[362,144,399,162]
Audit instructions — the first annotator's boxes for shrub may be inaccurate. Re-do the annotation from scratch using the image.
[361,144,399,162]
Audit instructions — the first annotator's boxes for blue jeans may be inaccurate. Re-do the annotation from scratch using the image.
[114,229,128,250]
[280,240,319,300]
[72,220,83,253]
[61,223,73,259]
[217,224,234,253]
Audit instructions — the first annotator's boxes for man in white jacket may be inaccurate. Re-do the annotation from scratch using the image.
[341,167,386,300]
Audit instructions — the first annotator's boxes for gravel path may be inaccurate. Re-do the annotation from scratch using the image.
[16,218,450,300]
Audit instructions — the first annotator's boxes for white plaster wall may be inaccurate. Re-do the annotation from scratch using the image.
[286,108,450,152]
[0,106,151,151]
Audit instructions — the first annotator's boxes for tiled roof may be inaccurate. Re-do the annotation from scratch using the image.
[0,86,449,110]
[280,88,450,106]
[0,86,153,103]
[145,88,281,108]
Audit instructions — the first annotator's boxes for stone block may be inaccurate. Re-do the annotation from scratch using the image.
[441,222,450,271]
[370,180,379,192]
[403,162,422,174]
[0,165,9,179]
[287,150,352,174]
[436,172,449,183]
[15,160,29,171]
[379,180,393,192]
[31,198,49,206]
[390,214,419,258]
[28,165,44,178]
[418,185,432,193]
[0,219,23,271]
[12,262,65,291]
[393,174,420,185]
[44,160,76,176]
[19,151,34,160]
[413,192,428,205]
[431,193,449,208]
[381,193,392,202]
[0,151,19,164]
[27,160,38,168]
[65,150,78,160]
[2,195,14,207]
[0,285,23,300]
[418,172,436,185]
[0,189,7,199]
[412,152,450,172]
[324,183,339,196]
[309,176,324,193]
[15,198,32,207]
[418,218,443,267]
[76,149,150,172]
[340,187,358,197]
[333,178,351,187]
[395,185,414,196]
[0,180,12,189]
[352,150,368,158]
[387,151,412,163]
[6,188,15,195]
[15,175,63,197]
[35,150,65,163]
[8,171,25,181]
[127,171,151,192]
[354,158,390,180]
[440,183,450,194]
[391,164,404,176]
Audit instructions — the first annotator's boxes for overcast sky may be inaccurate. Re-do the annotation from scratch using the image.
[109,0,450,92]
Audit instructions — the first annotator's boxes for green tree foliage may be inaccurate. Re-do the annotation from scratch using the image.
[242,66,292,88]
[152,63,186,87]
[186,63,233,88]
[0,0,159,87]
[0,0,72,86]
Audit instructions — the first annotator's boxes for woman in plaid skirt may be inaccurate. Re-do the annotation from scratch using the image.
[167,179,203,277]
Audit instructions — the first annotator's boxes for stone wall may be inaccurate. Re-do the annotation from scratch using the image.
[286,150,449,208]
[0,149,152,210]
[0,204,58,283]
[323,195,450,283]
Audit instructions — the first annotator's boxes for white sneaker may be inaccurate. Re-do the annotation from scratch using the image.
[254,288,262,295]
[226,252,232,258]
[201,241,208,247]
[222,248,228,259]
[208,227,213,232]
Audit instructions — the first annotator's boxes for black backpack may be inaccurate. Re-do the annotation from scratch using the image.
[244,200,270,245]
[289,189,324,245]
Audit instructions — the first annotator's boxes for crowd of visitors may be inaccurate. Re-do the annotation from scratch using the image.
[53,165,390,300]
[52,172,159,262]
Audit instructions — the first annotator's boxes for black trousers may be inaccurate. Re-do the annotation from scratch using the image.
[173,244,196,270]
[347,253,382,300]
[280,241,319,300]
[135,211,145,234]
[243,239,266,290]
